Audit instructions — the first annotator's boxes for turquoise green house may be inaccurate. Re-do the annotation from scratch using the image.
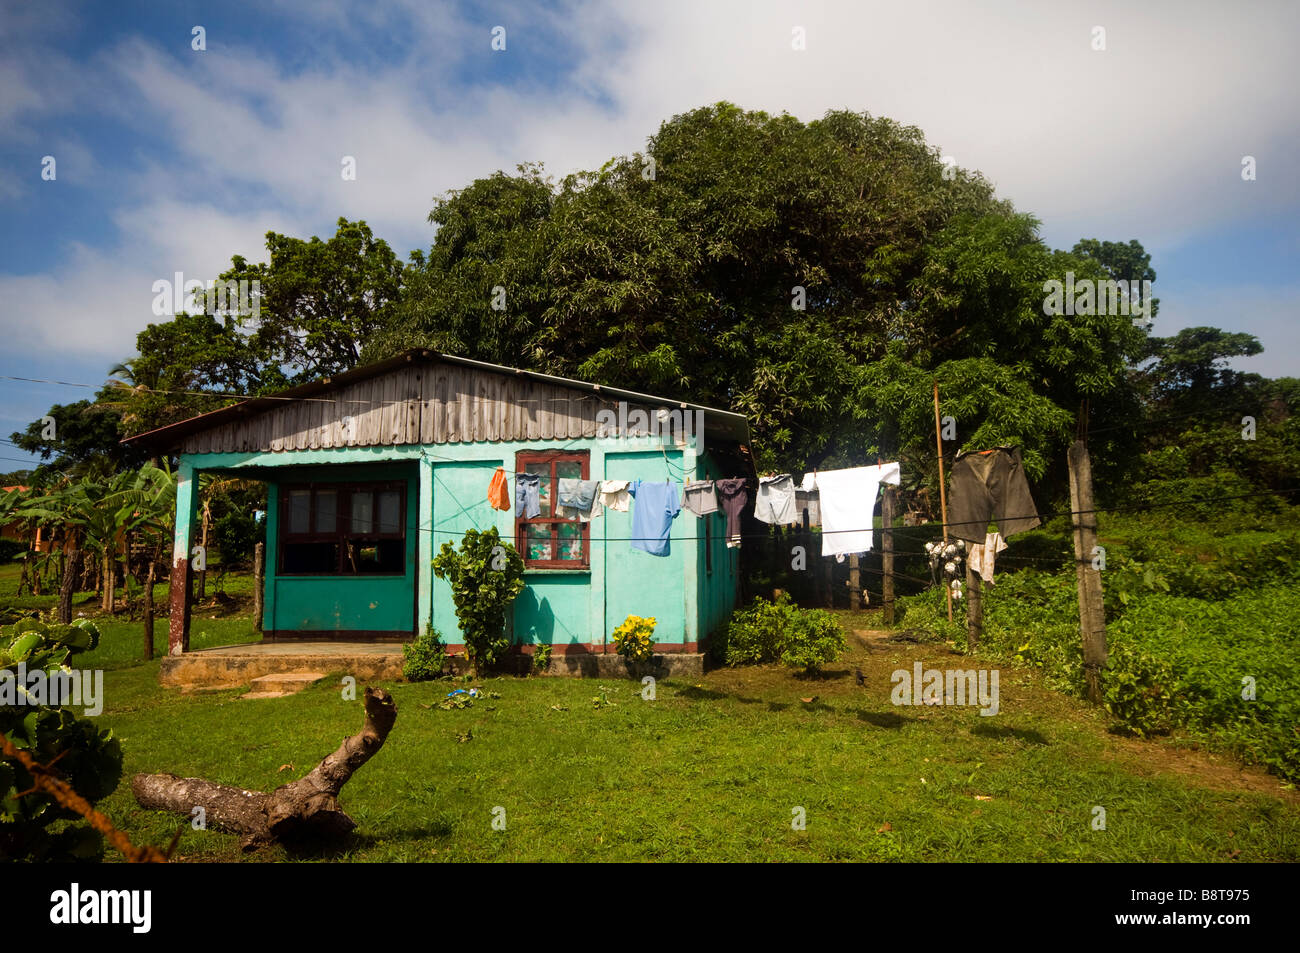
[127,351,752,662]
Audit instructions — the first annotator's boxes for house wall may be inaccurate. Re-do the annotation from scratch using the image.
[694,454,741,646]
[192,434,740,653]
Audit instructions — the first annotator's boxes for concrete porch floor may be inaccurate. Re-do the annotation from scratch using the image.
[159,641,707,691]
[159,641,404,691]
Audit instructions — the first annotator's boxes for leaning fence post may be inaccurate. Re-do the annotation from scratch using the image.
[1068,439,1108,702]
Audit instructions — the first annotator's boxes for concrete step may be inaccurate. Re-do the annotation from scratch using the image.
[240,690,293,700]
[248,671,327,694]
[161,647,403,691]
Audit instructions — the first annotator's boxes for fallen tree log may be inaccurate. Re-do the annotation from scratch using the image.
[132,686,396,850]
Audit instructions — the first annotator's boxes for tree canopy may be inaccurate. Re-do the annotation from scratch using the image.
[9,102,1292,510]
[373,103,1154,489]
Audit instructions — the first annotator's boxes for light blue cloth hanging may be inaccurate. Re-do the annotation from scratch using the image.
[515,473,541,518]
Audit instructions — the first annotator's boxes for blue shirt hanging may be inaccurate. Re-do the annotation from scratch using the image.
[515,473,541,518]
[629,479,681,556]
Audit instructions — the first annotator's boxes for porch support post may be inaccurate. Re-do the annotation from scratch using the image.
[416,454,434,638]
[681,444,699,651]
[168,459,199,656]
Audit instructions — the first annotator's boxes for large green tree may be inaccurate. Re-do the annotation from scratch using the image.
[101,310,275,439]
[372,103,1152,494]
[225,217,404,381]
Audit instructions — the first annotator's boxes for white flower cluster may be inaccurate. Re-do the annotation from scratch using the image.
[925,538,966,599]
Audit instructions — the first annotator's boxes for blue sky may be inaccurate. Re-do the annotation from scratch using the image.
[1,0,1297,470]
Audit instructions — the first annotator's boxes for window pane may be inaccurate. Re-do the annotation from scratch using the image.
[377,490,401,534]
[283,541,338,574]
[524,462,552,516]
[556,521,584,562]
[556,460,582,482]
[288,490,311,534]
[346,538,405,574]
[314,490,337,533]
[525,523,554,561]
[351,491,374,534]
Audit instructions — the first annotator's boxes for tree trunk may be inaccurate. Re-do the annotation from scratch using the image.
[142,559,156,661]
[131,688,397,850]
[122,549,133,619]
[17,550,30,596]
[58,549,80,624]
[102,550,115,613]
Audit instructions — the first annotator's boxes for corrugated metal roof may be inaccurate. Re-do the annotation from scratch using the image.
[122,349,751,451]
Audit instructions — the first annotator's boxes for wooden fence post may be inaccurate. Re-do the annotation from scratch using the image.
[933,381,952,622]
[142,558,156,661]
[965,560,982,650]
[253,541,265,633]
[849,554,861,610]
[1068,440,1108,702]
[820,542,833,608]
[764,525,774,598]
[882,487,896,625]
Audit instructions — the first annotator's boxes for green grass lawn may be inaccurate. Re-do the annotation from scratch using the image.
[0,558,261,668]
[89,627,1298,863]
[5,556,1297,862]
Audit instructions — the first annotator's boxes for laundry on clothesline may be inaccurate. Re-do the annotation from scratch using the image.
[629,479,681,556]
[795,472,821,527]
[487,466,511,511]
[555,478,601,521]
[967,531,1008,584]
[948,446,1040,544]
[515,472,542,518]
[487,467,752,552]
[681,480,719,517]
[817,462,901,559]
[598,479,632,513]
[715,477,748,548]
[754,473,798,525]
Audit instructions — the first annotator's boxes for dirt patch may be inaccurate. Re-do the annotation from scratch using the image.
[1104,734,1298,802]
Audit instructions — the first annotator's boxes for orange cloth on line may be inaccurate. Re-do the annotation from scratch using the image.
[487,467,511,511]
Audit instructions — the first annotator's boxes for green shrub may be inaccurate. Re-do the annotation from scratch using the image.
[1126,470,1279,523]
[892,545,1300,781]
[212,510,261,569]
[722,595,846,674]
[779,610,847,673]
[431,527,525,676]
[532,642,552,674]
[1,618,122,861]
[402,627,448,681]
[611,615,657,662]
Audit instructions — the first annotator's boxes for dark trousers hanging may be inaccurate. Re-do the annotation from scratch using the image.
[948,446,1040,544]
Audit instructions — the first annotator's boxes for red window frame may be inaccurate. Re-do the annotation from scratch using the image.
[515,450,591,569]
[279,481,406,576]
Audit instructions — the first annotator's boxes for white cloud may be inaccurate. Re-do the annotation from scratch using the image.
[1,0,1298,381]
[0,203,289,360]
